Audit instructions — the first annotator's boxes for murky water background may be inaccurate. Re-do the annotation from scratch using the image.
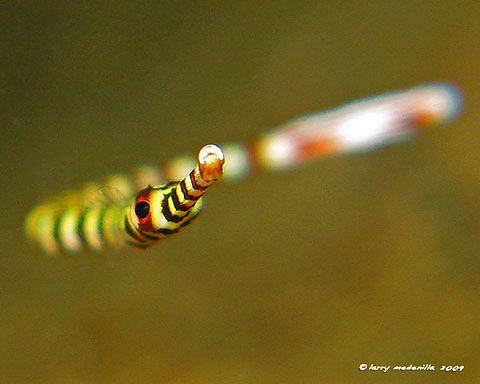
[1,1,480,383]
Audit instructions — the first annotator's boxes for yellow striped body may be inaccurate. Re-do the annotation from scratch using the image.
[26,145,224,255]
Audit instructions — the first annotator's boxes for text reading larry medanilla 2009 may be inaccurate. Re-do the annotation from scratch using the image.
[359,364,464,372]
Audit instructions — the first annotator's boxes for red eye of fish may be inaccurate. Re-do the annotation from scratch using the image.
[135,201,150,220]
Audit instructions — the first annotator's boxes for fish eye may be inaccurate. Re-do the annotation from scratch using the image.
[135,201,150,219]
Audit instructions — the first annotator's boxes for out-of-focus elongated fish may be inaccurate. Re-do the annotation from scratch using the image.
[25,83,462,255]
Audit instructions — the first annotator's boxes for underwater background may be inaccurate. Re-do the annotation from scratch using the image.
[1,1,480,383]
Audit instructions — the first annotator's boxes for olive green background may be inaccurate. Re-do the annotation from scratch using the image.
[1,1,479,383]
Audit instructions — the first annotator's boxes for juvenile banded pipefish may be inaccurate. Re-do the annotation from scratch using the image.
[25,83,462,255]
